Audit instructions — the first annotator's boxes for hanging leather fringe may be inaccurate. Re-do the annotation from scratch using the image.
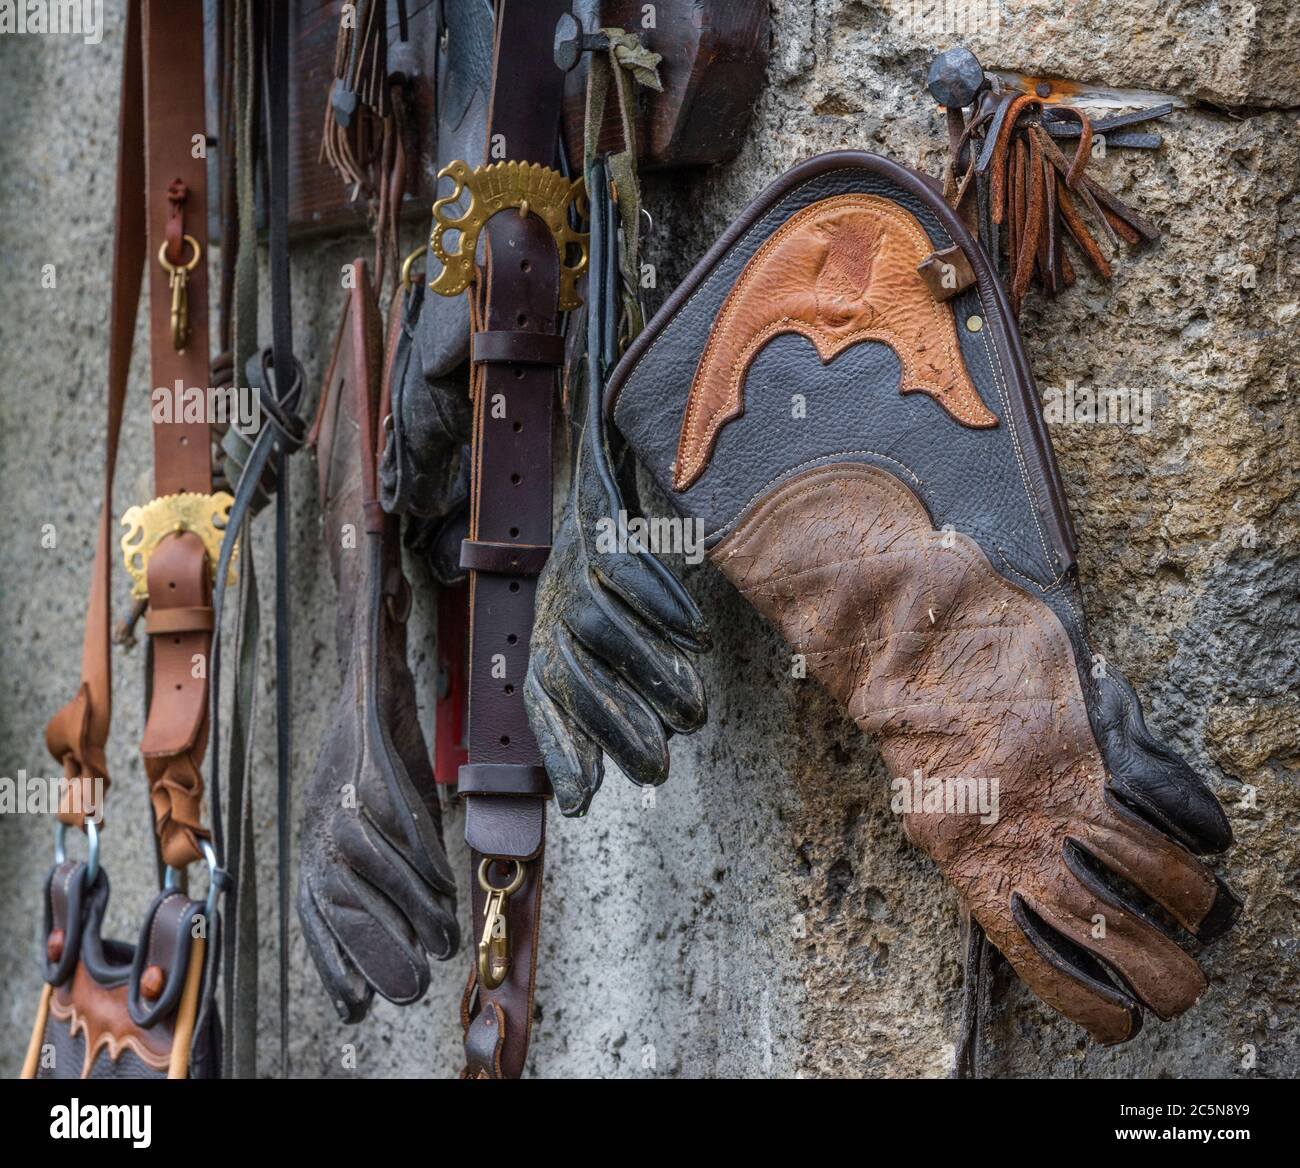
[321,0,402,208]
[932,54,1169,318]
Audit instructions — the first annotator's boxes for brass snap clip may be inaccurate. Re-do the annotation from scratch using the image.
[476,858,526,990]
[158,235,202,351]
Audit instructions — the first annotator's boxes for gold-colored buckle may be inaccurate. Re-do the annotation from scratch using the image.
[428,160,588,311]
[119,491,237,600]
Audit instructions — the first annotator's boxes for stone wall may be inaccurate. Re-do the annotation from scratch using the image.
[1,1,1295,1078]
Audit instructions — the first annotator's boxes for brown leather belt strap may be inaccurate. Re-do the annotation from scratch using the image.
[45,0,215,871]
[459,0,569,1081]
[138,0,215,871]
[44,0,146,824]
[143,1,213,496]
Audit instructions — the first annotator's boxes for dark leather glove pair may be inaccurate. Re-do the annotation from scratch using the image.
[524,158,709,816]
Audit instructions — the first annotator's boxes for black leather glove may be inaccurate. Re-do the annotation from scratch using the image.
[525,158,709,816]
[379,277,473,586]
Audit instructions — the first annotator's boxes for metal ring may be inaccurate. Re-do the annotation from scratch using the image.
[54,820,100,885]
[477,857,526,896]
[84,820,100,884]
[157,234,202,273]
[163,838,222,921]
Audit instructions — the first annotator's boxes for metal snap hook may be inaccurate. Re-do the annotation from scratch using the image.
[476,859,527,990]
[158,235,202,351]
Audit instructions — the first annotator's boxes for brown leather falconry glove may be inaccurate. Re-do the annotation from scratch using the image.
[604,151,1239,1044]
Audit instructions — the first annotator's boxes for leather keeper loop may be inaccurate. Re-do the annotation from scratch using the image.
[471,329,565,367]
[144,605,215,635]
[459,539,550,576]
[458,763,552,797]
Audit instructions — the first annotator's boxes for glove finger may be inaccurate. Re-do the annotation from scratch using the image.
[1006,893,1144,1045]
[1095,671,1231,854]
[304,842,436,1007]
[1091,793,1241,943]
[592,535,711,652]
[363,655,459,900]
[333,808,460,964]
[567,581,707,734]
[1037,846,1208,1021]
[524,654,604,816]
[537,622,670,787]
[297,870,376,1023]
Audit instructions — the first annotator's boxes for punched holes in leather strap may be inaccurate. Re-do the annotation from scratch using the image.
[471,329,565,367]
[460,539,550,576]
[145,605,215,635]
[458,763,552,798]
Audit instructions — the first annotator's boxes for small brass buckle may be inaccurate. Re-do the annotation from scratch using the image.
[120,491,237,601]
[476,858,527,991]
[428,159,588,311]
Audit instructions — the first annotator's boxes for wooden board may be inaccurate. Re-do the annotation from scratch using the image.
[561,0,770,174]
[288,0,438,237]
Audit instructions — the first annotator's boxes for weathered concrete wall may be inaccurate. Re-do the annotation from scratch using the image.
[1,1,1296,1078]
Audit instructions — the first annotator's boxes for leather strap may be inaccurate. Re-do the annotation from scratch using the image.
[434,581,470,786]
[459,0,570,1081]
[139,0,214,872]
[472,329,566,366]
[205,0,306,1080]
[44,0,147,825]
[46,0,214,872]
[39,0,218,1084]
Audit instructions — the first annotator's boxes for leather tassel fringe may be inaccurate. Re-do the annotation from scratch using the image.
[938,80,1167,317]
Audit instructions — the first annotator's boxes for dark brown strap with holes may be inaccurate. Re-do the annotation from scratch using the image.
[45,0,214,870]
[458,0,568,1081]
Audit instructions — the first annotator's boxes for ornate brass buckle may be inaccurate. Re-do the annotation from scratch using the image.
[119,491,237,600]
[428,160,588,310]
